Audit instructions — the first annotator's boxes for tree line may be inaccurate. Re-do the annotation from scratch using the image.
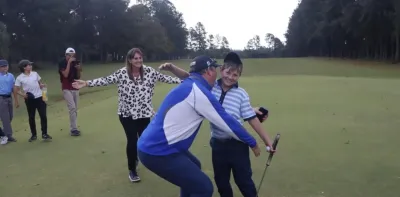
[0,0,286,64]
[285,0,400,63]
[1,0,399,64]
[0,0,190,63]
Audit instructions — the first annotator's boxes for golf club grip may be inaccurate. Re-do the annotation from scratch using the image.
[272,133,280,150]
[266,134,280,165]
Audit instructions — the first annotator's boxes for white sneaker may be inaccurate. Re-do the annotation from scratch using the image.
[0,136,8,145]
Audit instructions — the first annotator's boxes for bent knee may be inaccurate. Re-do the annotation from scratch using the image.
[201,179,214,195]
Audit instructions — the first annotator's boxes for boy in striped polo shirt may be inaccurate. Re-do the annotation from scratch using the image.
[209,52,275,197]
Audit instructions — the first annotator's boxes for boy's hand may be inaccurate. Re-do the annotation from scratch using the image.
[266,145,276,153]
[254,107,268,122]
[251,144,261,157]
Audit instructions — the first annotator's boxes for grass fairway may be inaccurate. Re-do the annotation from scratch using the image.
[1,58,400,197]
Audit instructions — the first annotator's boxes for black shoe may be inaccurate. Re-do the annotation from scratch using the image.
[70,130,81,136]
[29,135,37,142]
[128,171,141,182]
[7,136,17,142]
[42,134,52,140]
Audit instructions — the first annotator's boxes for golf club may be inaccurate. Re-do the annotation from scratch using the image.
[256,133,281,196]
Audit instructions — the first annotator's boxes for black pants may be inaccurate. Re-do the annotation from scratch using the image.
[119,115,150,172]
[210,137,257,197]
[25,97,47,136]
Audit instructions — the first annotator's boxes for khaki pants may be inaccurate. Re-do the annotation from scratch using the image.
[63,90,79,131]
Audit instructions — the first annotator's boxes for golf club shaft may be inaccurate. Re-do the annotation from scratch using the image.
[256,133,280,196]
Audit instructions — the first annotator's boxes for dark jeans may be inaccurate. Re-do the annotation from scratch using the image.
[119,116,150,172]
[210,137,257,197]
[138,150,214,197]
[25,97,47,136]
[0,127,4,137]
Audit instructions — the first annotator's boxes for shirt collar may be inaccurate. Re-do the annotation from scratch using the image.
[217,78,239,88]
[188,72,212,90]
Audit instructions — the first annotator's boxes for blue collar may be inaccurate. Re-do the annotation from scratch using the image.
[217,78,239,88]
[188,72,213,90]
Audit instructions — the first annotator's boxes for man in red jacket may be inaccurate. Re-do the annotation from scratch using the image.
[58,47,82,136]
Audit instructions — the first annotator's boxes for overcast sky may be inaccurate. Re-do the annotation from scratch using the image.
[130,0,299,50]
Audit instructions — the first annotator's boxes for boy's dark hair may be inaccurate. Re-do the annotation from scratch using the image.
[222,52,243,75]
[19,60,33,73]
[19,65,25,73]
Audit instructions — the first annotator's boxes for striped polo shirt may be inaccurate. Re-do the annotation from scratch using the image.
[210,79,257,140]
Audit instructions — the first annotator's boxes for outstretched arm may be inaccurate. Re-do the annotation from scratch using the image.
[155,69,182,84]
[72,70,119,89]
[87,72,118,87]
[159,63,190,79]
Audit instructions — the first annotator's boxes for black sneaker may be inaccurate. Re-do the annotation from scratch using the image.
[7,136,17,142]
[129,171,140,182]
[70,130,81,136]
[29,135,37,142]
[42,134,52,140]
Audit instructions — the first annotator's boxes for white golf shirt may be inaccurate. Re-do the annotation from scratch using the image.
[15,71,43,99]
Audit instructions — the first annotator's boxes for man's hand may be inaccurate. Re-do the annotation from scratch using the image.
[15,101,19,108]
[254,107,268,122]
[251,144,261,157]
[68,57,76,64]
[158,63,175,71]
[39,84,45,89]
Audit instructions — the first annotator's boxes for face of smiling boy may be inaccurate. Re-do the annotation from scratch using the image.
[219,63,242,88]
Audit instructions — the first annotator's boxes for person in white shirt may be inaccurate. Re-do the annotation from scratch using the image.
[14,60,53,142]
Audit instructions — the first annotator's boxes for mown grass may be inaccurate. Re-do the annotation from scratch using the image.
[1,58,400,197]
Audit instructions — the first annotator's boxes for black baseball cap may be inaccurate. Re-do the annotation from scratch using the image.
[19,60,34,67]
[189,55,221,73]
[224,52,242,65]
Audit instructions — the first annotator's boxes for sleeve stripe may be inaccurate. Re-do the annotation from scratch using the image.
[243,115,257,121]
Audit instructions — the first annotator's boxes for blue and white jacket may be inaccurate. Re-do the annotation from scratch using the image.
[137,73,257,156]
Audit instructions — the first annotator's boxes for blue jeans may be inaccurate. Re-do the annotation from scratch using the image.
[210,137,257,197]
[138,150,214,197]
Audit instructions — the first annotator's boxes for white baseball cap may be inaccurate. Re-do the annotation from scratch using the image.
[65,47,76,54]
